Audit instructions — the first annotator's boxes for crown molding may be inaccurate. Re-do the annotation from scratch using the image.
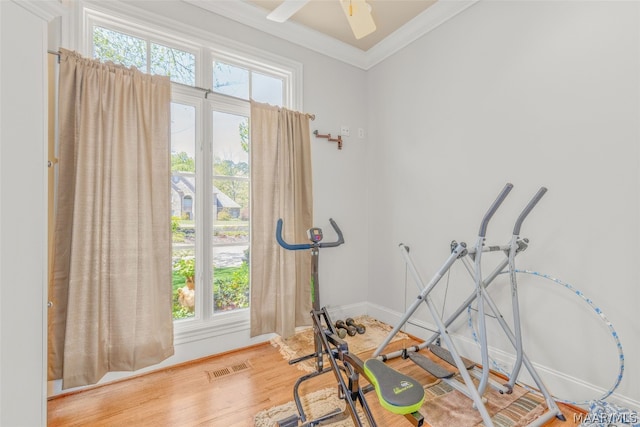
[183,0,478,70]
[182,0,370,69]
[12,0,68,22]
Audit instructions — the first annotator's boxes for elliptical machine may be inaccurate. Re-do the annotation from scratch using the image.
[275,218,426,427]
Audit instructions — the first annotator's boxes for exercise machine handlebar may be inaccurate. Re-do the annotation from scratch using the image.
[478,183,514,238]
[276,218,345,250]
[512,187,547,235]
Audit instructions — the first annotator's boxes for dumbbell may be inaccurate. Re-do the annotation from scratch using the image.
[333,323,347,339]
[335,320,357,336]
[346,318,366,334]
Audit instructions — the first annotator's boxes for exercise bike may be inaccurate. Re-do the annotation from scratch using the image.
[275,218,426,427]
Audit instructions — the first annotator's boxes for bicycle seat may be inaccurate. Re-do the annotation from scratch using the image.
[363,358,425,415]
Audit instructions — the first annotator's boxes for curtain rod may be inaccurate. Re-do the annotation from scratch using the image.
[47,50,315,121]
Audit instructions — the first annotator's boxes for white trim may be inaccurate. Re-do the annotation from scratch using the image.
[0,1,4,419]
[183,0,370,70]
[40,23,51,427]
[11,0,67,22]
[182,0,480,70]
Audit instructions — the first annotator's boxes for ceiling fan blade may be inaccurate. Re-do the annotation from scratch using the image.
[339,0,376,39]
[266,0,311,23]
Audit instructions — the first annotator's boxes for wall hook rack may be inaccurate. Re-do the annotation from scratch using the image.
[313,130,342,150]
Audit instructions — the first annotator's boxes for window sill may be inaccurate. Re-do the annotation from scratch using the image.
[173,309,250,345]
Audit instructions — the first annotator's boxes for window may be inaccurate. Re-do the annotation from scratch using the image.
[211,61,283,105]
[170,101,197,319]
[93,26,196,85]
[211,110,249,313]
[87,10,300,331]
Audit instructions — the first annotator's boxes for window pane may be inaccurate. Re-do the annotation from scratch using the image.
[212,245,249,313]
[213,179,249,228]
[151,43,196,85]
[212,61,249,99]
[171,103,196,320]
[211,110,249,313]
[212,112,249,176]
[212,179,249,314]
[93,26,147,72]
[252,72,283,105]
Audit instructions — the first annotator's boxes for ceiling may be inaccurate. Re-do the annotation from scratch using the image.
[246,0,437,52]
[183,0,478,69]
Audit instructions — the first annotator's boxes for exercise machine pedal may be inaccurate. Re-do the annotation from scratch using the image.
[407,352,454,379]
[428,344,475,370]
[276,414,299,427]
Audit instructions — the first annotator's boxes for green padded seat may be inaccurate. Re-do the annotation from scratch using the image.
[363,358,425,415]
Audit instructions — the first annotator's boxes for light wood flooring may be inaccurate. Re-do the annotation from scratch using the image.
[48,337,584,426]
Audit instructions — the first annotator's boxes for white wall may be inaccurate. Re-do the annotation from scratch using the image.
[0,1,55,425]
[367,0,640,410]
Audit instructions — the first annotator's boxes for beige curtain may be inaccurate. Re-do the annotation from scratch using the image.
[250,101,313,338]
[48,49,174,389]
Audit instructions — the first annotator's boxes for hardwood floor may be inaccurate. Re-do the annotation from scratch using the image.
[48,338,584,426]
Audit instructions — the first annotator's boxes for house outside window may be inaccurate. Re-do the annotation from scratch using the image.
[84,7,301,334]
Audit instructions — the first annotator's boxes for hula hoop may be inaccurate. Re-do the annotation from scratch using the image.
[466,269,624,406]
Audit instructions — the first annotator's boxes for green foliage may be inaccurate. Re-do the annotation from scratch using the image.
[217,209,233,221]
[172,270,194,320]
[174,256,195,280]
[171,216,186,242]
[239,120,249,153]
[172,304,194,320]
[171,216,180,233]
[172,260,250,318]
[171,152,195,172]
[213,158,248,177]
[214,262,249,312]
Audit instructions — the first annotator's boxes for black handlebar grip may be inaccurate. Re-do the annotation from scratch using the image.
[478,183,514,237]
[512,187,547,235]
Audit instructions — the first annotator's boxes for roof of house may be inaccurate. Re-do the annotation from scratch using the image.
[171,172,240,209]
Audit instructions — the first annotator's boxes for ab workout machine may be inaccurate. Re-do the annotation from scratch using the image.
[373,184,566,427]
[275,218,425,427]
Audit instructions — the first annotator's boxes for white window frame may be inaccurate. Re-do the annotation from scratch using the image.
[68,1,303,344]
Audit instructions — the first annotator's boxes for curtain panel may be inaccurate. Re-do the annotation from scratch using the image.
[250,101,313,339]
[48,49,174,389]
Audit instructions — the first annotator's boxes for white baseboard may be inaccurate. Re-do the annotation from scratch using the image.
[323,301,370,322]
[364,302,640,413]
